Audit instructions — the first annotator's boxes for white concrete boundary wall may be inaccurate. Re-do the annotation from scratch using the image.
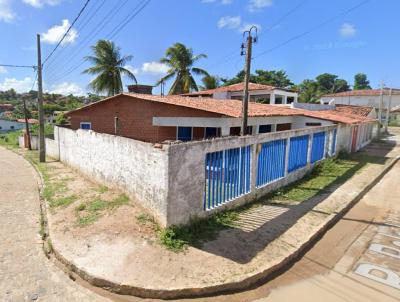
[46,123,374,227]
[166,125,342,225]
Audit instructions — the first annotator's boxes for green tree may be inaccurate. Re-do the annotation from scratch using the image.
[253,69,293,88]
[157,43,209,94]
[221,69,293,88]
[200,75,220,90]
[83,40,137,96]
[315,73,349,94]
[297,80,320,103]
[354,73,371,90]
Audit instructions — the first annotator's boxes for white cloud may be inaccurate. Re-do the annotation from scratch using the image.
[0,66,7,74]
[218,16,261,33]
[0,77,34,93]
[23,0,62,8]
[124,65,139,75]
[42,19,78,45]
[340,23,356,38]
[247,0,273,12]
[0,0,15,22]
[50,82,85,96]
[141,62,169,75]
[218,16,241,29]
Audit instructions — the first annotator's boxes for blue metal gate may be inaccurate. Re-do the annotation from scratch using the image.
[256,139,286,187]
[204,145,251,210]
[288,135,309,172]
[311,131,326,163]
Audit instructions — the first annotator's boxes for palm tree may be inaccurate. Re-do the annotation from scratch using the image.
[157,43,209,95]
[83,40,137,96]
[200,75,220,90]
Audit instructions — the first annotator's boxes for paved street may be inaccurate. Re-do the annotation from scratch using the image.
[0,147,111,302]
[254,160,400,302]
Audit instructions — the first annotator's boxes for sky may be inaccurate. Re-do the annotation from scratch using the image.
[0,0,399,96]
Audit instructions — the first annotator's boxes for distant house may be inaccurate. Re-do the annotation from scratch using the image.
[0,104,14,113]
[65,93,373,144]
[46,111,67,124]
[320,89,400,123]
[16,118,39,124]
[390,105,400,123]
[182,82,299,105]
[0,119,25,133]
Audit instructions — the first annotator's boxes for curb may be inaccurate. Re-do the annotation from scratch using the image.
[20,146,400,299]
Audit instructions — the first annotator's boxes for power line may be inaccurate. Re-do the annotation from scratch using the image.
[107,0,151,39]
[45,0,131,80]
[0,64,36,69]
[43,0,92,66]
[206,0,308,71]
[253,0,370,59]
[44,0,107,70]
[49,0,151,83]
[30,71,38,92]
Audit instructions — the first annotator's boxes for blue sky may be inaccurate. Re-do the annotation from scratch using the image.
[0,0,399,96]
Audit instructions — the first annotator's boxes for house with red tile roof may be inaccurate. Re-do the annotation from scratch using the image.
[183,82,299,105]
[320,88,400,112]
[65,93,374,144]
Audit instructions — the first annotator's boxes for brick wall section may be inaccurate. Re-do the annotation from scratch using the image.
[69,95,224,143]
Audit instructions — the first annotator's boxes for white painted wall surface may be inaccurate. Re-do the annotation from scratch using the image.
[48,126,170,226]
[320,95,400,108]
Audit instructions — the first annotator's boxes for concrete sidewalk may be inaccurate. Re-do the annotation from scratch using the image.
[40,131,400,299]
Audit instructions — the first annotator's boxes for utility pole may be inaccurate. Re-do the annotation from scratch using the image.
[37,34,45,162]
[378,81,384,137]
[240,26,258,136]
[22,96,32,150]
[385,88,392,133]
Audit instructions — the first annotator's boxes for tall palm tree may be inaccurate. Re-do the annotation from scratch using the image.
[200,75,220,90]
[157,43,209,95]
[83,40,137,96]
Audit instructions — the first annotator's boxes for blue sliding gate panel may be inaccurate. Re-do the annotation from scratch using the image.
[331,129,337,155]
[288,135,309,173]
[256,139,286,187]
[204,145,251,210]
[311,131,326,163]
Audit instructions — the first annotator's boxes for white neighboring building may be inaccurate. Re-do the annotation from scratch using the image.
[0,119,25,133]
[320,88,400,110]
[184,82,298,105]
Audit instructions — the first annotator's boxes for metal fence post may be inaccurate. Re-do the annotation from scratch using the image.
[307,133,313,164]
[284,137,290,176]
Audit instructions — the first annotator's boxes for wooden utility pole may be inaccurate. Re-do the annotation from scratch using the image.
[241,26,257,136]
[37,34,45,162]
[22,96,32,150]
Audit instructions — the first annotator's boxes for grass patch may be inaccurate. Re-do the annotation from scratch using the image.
[96,185,109,193]
[0,130,22,149]
[75,194,130,226]
[159,211,239,252]
[136,213,155,225]
[51,195,77,208]
[159,152,381,252]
